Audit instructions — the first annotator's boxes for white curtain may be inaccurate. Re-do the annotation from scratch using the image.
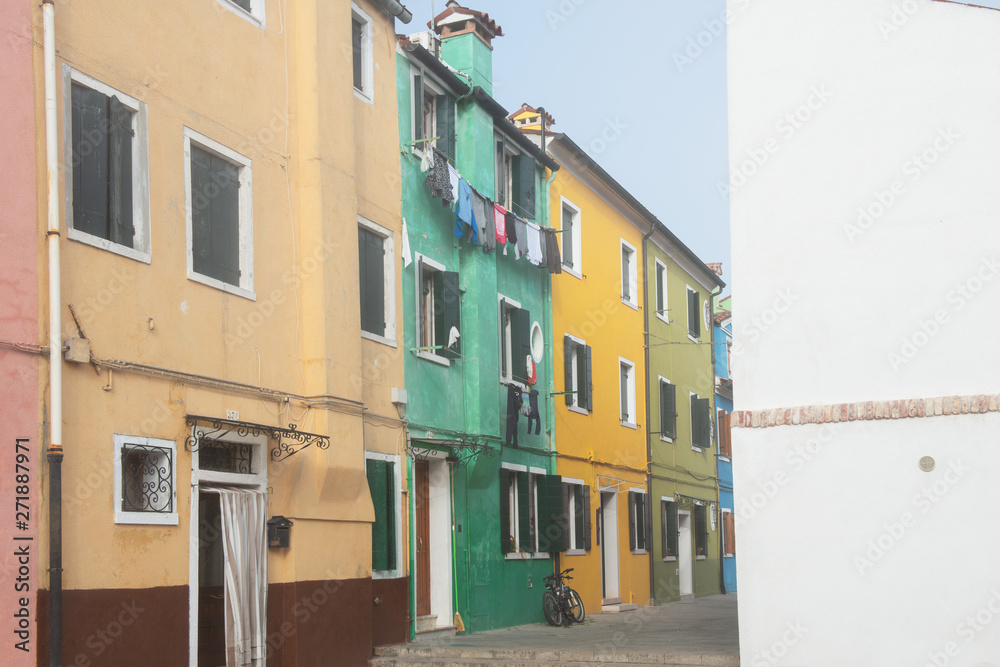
[205,487,268,667]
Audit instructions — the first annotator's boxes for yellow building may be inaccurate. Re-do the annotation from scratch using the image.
[522,108,651,613]
[29,0,411,664]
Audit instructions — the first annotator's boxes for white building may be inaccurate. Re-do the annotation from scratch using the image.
[728,0,1000,665]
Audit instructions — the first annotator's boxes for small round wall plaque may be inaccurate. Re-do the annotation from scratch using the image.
[918,456,935,472]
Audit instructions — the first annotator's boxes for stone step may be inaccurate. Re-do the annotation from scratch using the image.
[371,645,738,666]
[600,603,638,613]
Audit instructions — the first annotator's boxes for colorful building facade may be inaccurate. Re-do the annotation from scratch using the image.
[396,3,564,636]
[713,294,735,593]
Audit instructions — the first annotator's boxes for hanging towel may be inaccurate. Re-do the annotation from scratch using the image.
[454,178,478,244]
[425,150,453,204]
[419,147,433,173]
[473,190,494,252]
[401,217,412,268]
[525,222,544,266]
[514,217,528,259]
[494,204,508,245]
[505,210,518,247]
[543,228,562,274]
[448,163,460,203]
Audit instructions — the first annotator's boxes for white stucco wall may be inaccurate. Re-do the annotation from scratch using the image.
[729,1,1000,665]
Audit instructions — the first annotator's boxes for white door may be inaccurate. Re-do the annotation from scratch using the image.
[678,511,693,597]
[600,490,620,601]
[426,457,453,628]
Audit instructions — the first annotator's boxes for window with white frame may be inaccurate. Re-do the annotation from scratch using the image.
[495,135,516,210]
[501,465,562,556]
[218,0,265,25]
[628,489,649,553]
[562,335,592,413]
[687,286,701,339]
[659,377,677,441]
[63,67,151,263]
[184,128,254,298]
[619,357,636,427]
[358,217,395,344]
[563,479,591,554]
[654,259,668,323]
[620,240,637,307]
[365,452,402,577]
[499,296,532,384]
[496,135,536,220]
[351,3,374,101]
[661,498,678,560]
[690,392,711,449]
[412,72,455,160]
[560,198,582,275]
[114,435,177,525]
[415,254,460,364]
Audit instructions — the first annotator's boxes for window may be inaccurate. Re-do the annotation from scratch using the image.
[562,335,592,413]
[184,128,253,298]
[366,453,402,576]
[654,259,668,323]
[415,254,460,364]
[412,73,455,159]
[217,0,265,25]
[619,357,636,427]
[621,240,637,307]
[659,378,677,441]
[661,498,678,560]
[351,3,373,101]
[113,435,177,525]
[560,198,582,276]
[63,67,150,262]
[690,393,711,449]
[718,409,732,458]
[694,503,709,559]
[358,218,396,344]
[499,296,532,384]
[500,466,563,556]
[722,508,735,558]
[495,136,515,210]
[562,479,591,554]
[628,489,649,553]
[687,286,701,339]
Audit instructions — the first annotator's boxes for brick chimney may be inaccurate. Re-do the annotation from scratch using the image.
[431,1,503,94]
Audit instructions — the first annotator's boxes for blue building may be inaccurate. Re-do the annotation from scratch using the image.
[713,295,736,593]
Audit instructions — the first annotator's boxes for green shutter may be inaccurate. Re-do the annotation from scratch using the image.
[436,95,455,161]
[621,246,630,301]
[563,337,574,406]
[620,363,629,422]
[72,84,110,240]
[412,74,423,142]
[661,381,676,438]
[359,228,385,336]
[537,475,566,553]
[688,289,700,338]
[191,146,240,286]
[581,486,591,550]
[584,345,594,412]
[107,95,134,248]
[511,308,531,384]
[656,266,664,313]
[628,492,637,551]
[434,271,461,359]
[512,153,536,219]
[517,472,530,552]
[352,19,363,90]
[562,211,574,267]
[367,459,389,571]
[664,500,678,558]
[693,396,710,448]
[499,468,511,554]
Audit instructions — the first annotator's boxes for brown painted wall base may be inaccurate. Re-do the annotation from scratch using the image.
[37,577,409,667]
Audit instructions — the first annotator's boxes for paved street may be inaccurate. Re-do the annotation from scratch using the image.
[373,594,739,665]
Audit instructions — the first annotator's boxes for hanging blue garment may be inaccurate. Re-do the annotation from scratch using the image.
[454,178,478,244]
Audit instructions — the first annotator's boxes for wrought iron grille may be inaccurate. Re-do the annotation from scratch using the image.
[121,444,173,513]
[199,440,255,475]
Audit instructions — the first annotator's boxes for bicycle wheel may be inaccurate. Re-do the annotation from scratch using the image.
[565,588,585,623]
[542,591,563,627]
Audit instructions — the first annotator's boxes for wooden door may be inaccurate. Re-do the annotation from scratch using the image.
[415,461,431,617]
[198,492,226,666]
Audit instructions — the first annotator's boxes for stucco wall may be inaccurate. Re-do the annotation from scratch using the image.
[729,0,1000,664]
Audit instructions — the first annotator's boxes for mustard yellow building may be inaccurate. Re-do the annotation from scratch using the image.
[518,107,651,612]
[29,0,412,664]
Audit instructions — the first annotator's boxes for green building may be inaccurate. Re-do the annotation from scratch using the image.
[644,228,726,602]
[393,4,565,636]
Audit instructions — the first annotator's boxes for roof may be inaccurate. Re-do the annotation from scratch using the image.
[706,262,724,277]
[430,1,503,40]
[714,308,732,325]
[507,103,556,127]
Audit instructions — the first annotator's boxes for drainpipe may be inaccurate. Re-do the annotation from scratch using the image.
[42,1,64,664]
[641,221,656,604]
[373,0,412,23]
[537,108,558,469]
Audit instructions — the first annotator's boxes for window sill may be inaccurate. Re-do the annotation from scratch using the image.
[564,549,587,557]
[568,406,590,417]
[663,556,677,562]
[655,313,670,325]
[620,421,638,430]
[691,445,704,453]
[68,228,151,264]
[631,549,648,555]
[353,87,374,105]
[659,435,674,443]
[562,265,582,280]
[417,351,451,367]
[532,552,551,560]
[718,456,731,463]
[723,553,735,559]
[505,552,533,561]
[372,569,404,580]
[188,271,256,301]
[115,511,178,526]
[500,377,528,392]
[362,330,398,348]
[622,298,639,311]
[688,334,700,343]
[216,0,264,28]
[696,555,707,561]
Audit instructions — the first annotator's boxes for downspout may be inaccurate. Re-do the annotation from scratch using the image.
[42,1,64,664]
[641,221,656,604]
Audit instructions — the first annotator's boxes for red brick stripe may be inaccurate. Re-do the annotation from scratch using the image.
[734,394,1000,428]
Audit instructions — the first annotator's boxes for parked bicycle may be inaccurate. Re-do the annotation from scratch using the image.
[542,568,585,627]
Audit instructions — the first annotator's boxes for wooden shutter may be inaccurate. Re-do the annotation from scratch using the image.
[561,210,573,267]
[71,84,110,240]
[628,491,637,551]
[412,74,423,142]
[499,468,511,554]
[434,271,461,359]
[582,486,591,550]
[436,95,455,161]
[621,246,630,301]
[584,345,594,412]
[107,95,134,248]
[723,512,736,556]
[660,381,677,438]
[191,146,240,286]
[511,308,531,384]
[620,363,629,422]
[367,459,391,571]
[642,494,651,552]
[537,474,566,553]
[718,410,732,456]
[663,500,678,558]
[517,472,531,552]
[512,153,536,219]
[358,228,385,337]
[352,19,364,90]
[692,396,710,448]
[656,265,664,313]
[688,289,700,338]
[563,336,574,406]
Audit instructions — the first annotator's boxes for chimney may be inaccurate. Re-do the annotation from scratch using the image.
[430,1,503,94]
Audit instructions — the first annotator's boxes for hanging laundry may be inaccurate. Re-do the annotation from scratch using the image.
[526,356,537,385]
[514,217,528,259]
[525,222,544,266]
[505,384,522,447]
[401,217,412,268]
[526,389,541,436]
[543,228,562,274]
[454,178,478,244]
[505,210,518,247]
[472,190,494,252]
[424,149,453,204]
[419,147,433,173]
[494,204,508,245]
[448,163,460,203]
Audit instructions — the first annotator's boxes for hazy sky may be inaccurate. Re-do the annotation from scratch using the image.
[399,0,1000,297]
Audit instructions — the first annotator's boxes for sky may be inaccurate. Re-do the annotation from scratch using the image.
[400,0,734,293]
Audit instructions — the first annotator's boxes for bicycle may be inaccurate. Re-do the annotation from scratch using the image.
[542,568,586,627]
